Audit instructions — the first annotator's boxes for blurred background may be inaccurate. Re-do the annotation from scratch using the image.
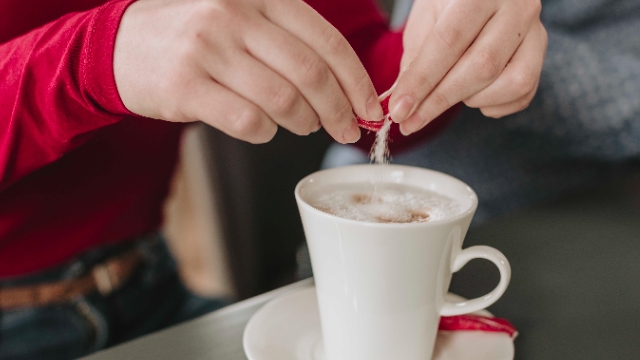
[162,118,332,300]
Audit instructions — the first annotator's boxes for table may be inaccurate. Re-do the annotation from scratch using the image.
[84,278,314,360]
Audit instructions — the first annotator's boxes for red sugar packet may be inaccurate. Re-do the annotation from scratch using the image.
[356,95,391,132]
[439,315,518,339]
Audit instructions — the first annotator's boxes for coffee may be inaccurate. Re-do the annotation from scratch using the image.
[307,182,461,223]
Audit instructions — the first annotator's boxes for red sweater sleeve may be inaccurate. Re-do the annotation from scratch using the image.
[305,0,459,154]
[0,0,135,192]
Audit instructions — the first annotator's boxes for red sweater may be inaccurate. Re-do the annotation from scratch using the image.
[0,0,453,277]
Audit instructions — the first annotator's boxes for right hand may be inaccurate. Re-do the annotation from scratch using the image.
[113,0,384,144]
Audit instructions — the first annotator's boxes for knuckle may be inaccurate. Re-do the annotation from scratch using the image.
[480,107,503,119]
[512,69,538,93]
[445,78,466,99]
[352,69,371,93]
[336,100,354,121]
[271,85,299,115]
[429,92,451,111]
[183,3,236,47]
[417,74,435,91]
[188,0,244,33]
[321,25,348,54]
[292,121,317,136]
[463,97,480,109]
[408,66,435,92]
[177,37,204,65]
[232,107,264,139]
[295,112,322,136]
[176,16,209,61]
[299,53,329,86]
[249,125,277,144]
[473,48,503,82]
[326,100,353,126]
[435,25,463,51]
[539,24,549,45]
[190,1,225,26]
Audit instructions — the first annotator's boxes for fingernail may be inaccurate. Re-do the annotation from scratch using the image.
[390,95,415,123]
[399,112,424,136]
[366,94,384,120]
[343,121,361,143]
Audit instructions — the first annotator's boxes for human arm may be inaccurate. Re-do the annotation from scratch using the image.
[0,0,136,192]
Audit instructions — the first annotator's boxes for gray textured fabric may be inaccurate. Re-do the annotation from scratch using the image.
[324,0,640,223]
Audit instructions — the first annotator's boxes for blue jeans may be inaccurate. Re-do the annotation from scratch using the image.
[0,233,228,360]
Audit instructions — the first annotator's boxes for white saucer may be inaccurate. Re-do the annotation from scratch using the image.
[243,286,514,360]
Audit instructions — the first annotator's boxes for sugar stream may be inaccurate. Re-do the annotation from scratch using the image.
[370,115,392,165]
[368,115,392,200]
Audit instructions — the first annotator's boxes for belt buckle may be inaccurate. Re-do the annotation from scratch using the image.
[92,264,114,296]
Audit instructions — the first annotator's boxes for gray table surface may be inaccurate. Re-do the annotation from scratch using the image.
[84,278,314,360]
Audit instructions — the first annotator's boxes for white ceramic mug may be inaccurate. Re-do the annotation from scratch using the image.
[295,165,511,360]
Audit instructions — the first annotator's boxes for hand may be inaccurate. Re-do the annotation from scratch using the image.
[389,0,548,135]
[114,0,384,144]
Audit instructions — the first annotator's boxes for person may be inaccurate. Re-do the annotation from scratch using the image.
[0,0,545,358]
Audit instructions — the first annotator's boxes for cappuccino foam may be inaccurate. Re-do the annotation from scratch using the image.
[307,182,461,223]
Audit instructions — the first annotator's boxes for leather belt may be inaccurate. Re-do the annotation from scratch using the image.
[0,247,142,310]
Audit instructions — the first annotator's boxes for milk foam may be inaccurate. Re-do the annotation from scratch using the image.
[307,182,461,223]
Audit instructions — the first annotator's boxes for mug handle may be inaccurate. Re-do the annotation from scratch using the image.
[440,246,511,316]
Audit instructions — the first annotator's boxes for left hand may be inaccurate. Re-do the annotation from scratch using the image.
[389,0,548,135]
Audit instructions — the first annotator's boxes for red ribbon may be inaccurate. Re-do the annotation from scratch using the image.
[356,95,391,132]
[439,315,518,338]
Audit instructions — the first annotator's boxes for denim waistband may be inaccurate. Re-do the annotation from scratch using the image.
[0,232,166,287]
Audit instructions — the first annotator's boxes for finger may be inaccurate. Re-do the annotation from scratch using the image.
[464,23,548,108]
[400,0,438,72]
[399,5,537,135]
[389,0,498,123]
[244,16,360,143]
[263,0,383,123]
[203,48,321,136]
[183,78,277,144]
[480,86,537,118]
